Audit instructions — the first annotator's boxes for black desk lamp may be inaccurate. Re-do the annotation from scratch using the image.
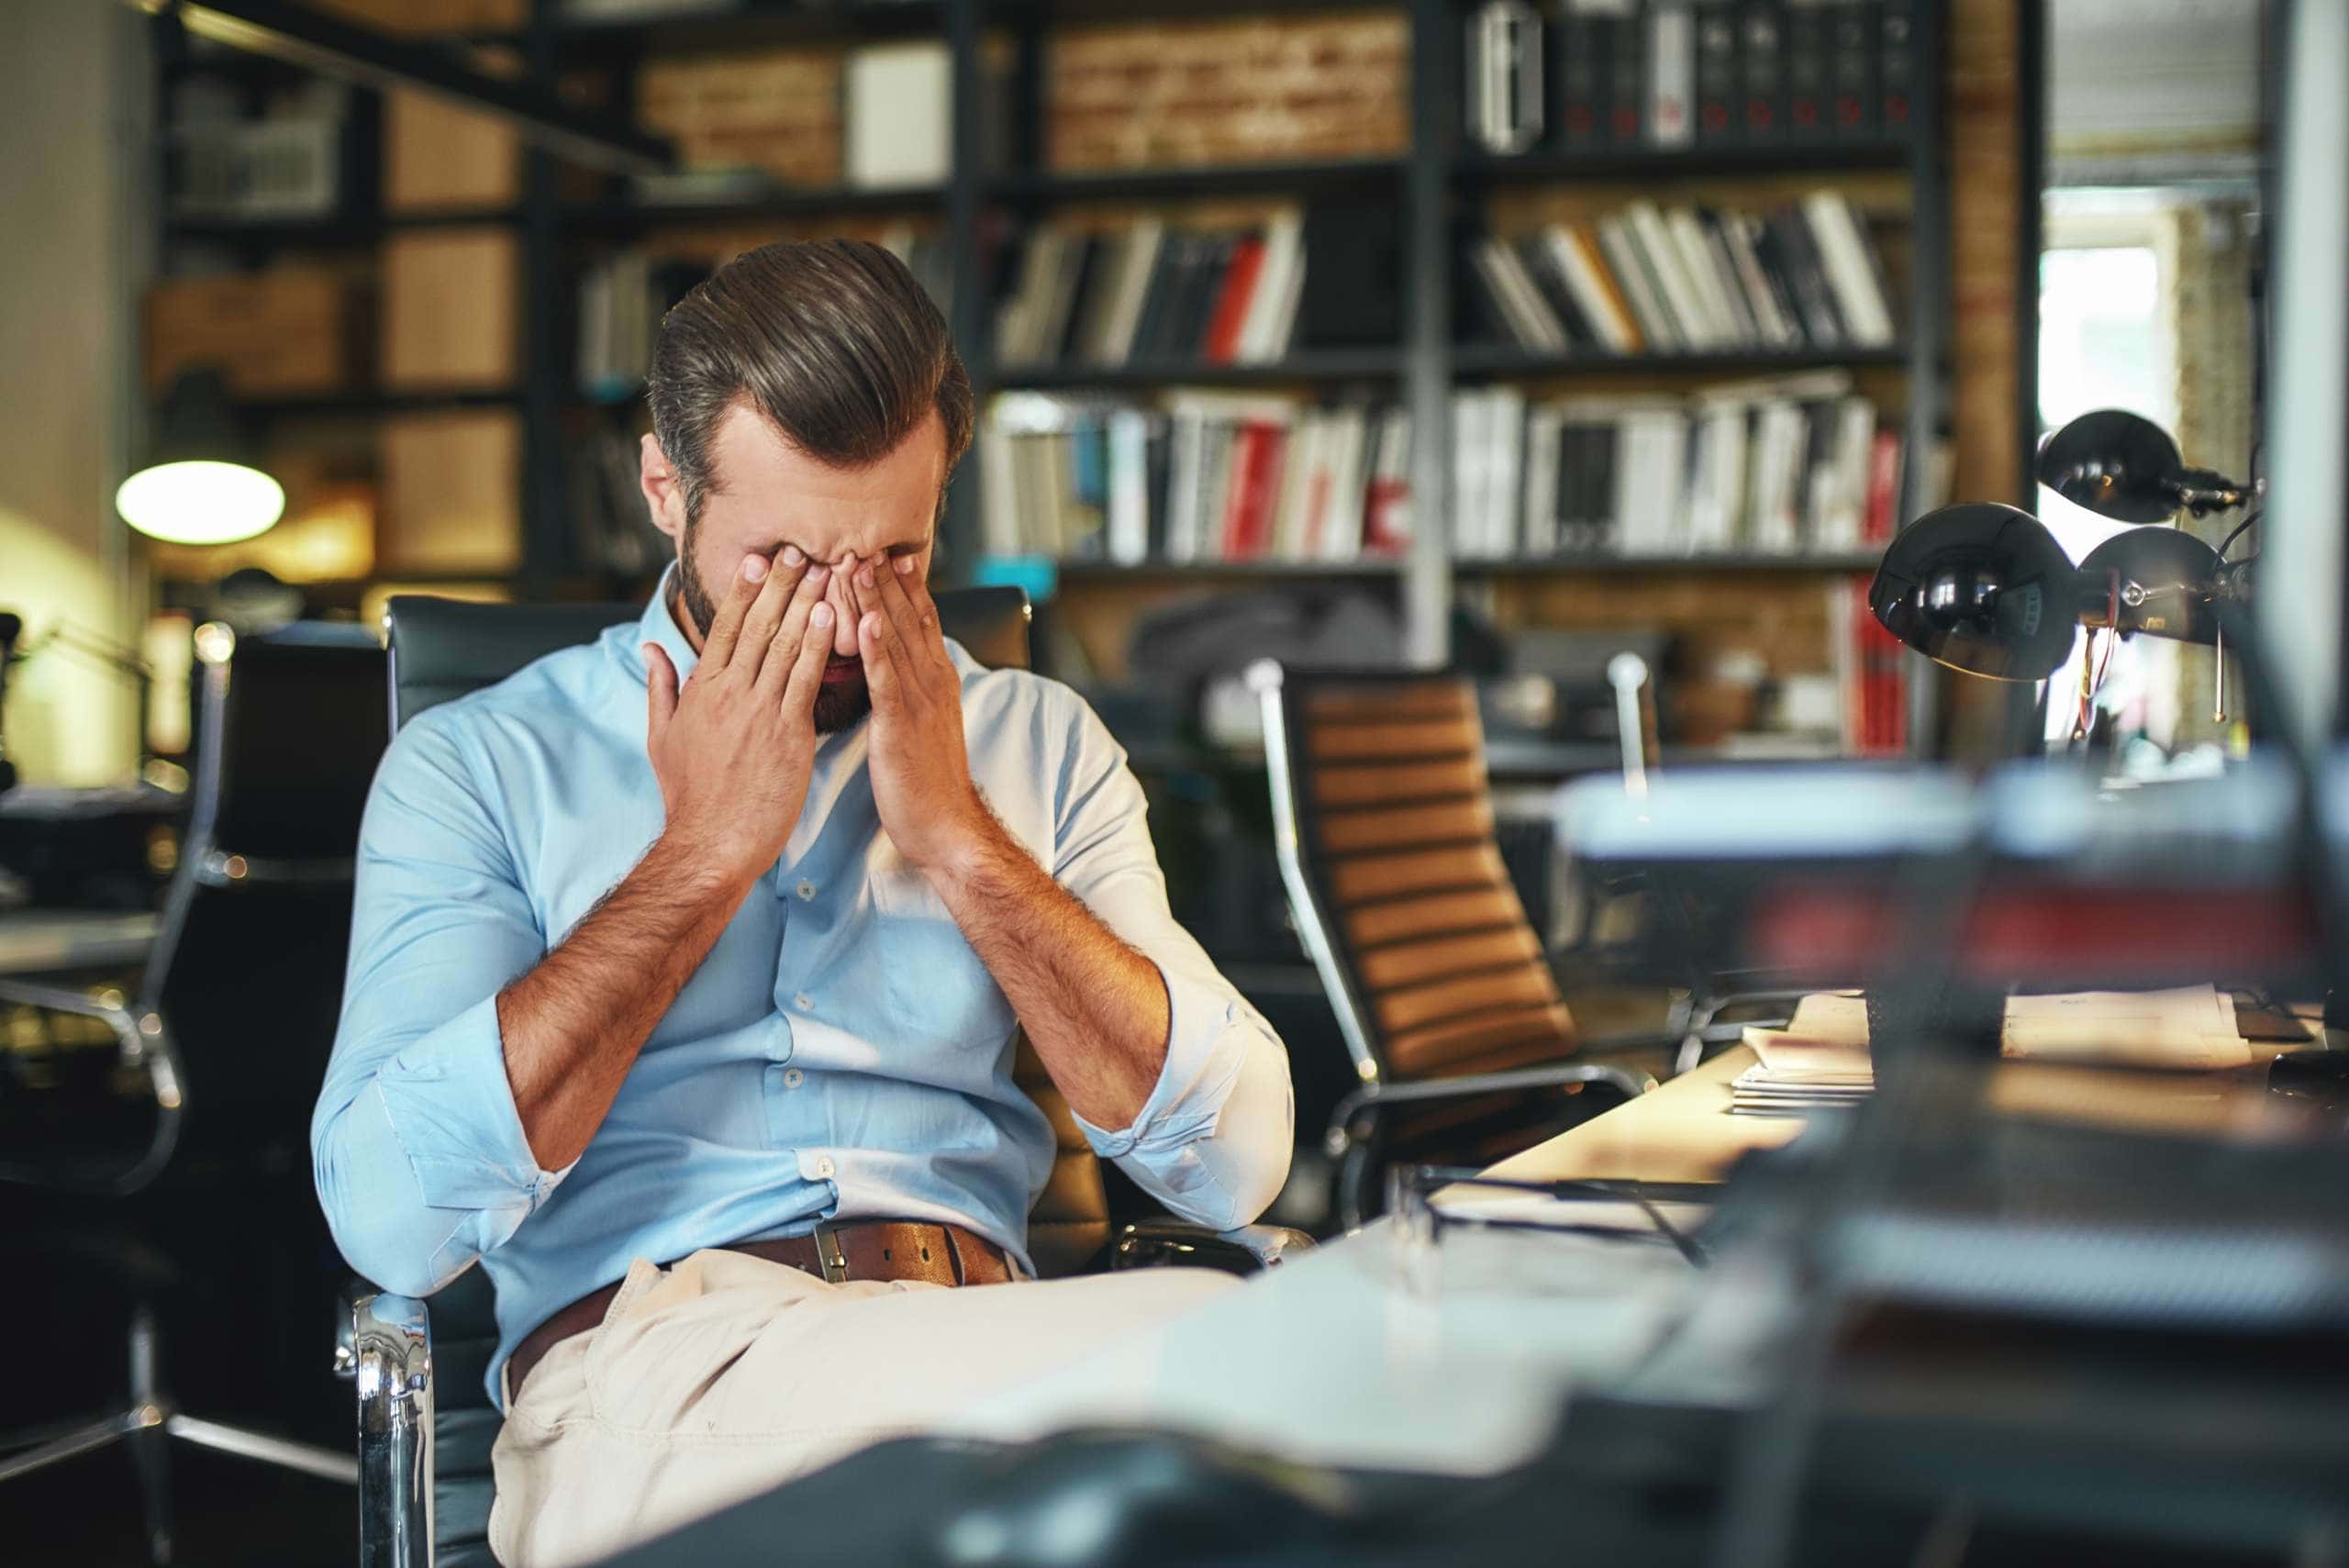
[2035,407,2256,521]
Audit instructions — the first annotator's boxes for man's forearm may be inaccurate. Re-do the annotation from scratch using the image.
[497,834,756,1169]
[924,813,1170,1130]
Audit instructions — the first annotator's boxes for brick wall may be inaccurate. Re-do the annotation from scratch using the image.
[1046,10,1408,172]
[638,50,842,186]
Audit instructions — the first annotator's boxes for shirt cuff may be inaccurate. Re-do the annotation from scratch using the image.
[1070,962,1248,1160]
[373,993,573,1214]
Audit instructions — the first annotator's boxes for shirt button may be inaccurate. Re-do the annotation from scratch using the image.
[783,1068,804,1089]
[814,1156,837,1179]
[796,880,817,901]
[793,993,812,1011]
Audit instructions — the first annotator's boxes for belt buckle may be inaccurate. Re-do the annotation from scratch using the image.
[811,1221,850,1284]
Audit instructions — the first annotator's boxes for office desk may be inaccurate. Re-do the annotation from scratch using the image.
[0,909,158,976]
[1480,1042,2310,1191]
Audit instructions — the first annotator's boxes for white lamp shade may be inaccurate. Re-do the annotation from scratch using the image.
[116,459,285,546]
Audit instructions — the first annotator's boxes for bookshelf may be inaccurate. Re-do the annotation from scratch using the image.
[146,0,1958,752]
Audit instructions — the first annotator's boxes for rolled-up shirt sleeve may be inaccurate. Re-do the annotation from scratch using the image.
[312,710,570,1297]
[1049,701,1295,1231]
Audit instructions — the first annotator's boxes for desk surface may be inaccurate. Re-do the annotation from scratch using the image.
[0,909,159,977]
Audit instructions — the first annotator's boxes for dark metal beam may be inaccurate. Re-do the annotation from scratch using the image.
[135,0,673,175]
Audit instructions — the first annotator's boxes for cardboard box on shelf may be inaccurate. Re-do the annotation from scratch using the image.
[145,269,359,396]
[385,87,519,211]
[379,411,524,574]
[381,228,518,389]
[638,49,842,185]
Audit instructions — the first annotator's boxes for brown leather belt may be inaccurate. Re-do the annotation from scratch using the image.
[505,1220,1018,1400]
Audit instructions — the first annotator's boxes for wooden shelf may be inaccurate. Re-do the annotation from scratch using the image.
[529,0,943,51]
[1451,343,1911,378]
[989,157,1402,206]
[1052,559,1405,579]
[991,350,1402,390]
[1454,138,1917,187]
[561,185,945,231]
[165,208,520,247]
[234,388,525,418]
[1454,552,1884,575]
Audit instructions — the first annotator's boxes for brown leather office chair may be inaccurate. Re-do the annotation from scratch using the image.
[345,590,1309,1568]
[1250,663,1653,1229]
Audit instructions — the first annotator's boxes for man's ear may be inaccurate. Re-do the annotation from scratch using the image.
[640,432,685,544]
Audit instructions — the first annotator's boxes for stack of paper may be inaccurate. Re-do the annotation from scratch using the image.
[1731,985,2256,1116]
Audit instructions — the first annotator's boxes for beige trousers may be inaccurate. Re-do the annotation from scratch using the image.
[485,1248,1240,1568]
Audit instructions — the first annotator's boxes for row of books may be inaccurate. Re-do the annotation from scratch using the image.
[996,213,1312,371]
[976,373,1939,568]
[1448,371,1909,562]
[575,226,953,402]
[980,393,1408,566]
[1464,191,1896,358]
[562,426,669,576]
[1479,0,1919,154]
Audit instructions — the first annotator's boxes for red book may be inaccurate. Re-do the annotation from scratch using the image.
[1863,429,1903,543]
[1201,237,1266,366]
[1219,422,1285,560]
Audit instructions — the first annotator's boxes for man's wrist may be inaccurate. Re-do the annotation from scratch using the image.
[647,826,768,907]
[913,790,1014,891]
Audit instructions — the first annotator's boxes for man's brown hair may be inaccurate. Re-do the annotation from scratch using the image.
[646,239,973,527]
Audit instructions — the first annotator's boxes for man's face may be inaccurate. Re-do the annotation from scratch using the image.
[642,402,944,732]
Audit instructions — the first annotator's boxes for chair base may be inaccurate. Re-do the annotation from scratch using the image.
[0,1305,356,1566]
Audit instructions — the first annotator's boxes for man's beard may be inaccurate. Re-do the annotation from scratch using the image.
[674,535,871,734]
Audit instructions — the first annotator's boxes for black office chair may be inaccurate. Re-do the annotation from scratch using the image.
[1,622,384,1563]
[341,591,1312,1568]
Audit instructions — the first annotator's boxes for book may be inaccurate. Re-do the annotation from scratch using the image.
[1364,407,1413,553]
[1548,223,1643,352]
[1741,3,1787,139]
[1297,202,1400,349]
[1765,207,1846,344]
[1785,0,1830,139]
[1514,233,1599,349]
[1664,206,1742,342]
[1627,202,1718,347]
[1598,215,1683,348]
[844,43,950,187]
[1694,1,1741,144]
[1826,0,1877,139]
[1802,190,1898,345]
[1720,212,1801,346]
[1646,2,1697,148]
[1880,0,1918,132]
[1239,209,1306,363]
[1554,6,1606,150]
[1202,231,1267,365]
[1092,218,1163,365]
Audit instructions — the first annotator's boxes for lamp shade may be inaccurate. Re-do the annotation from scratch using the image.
[2076,527,2225,646]
[117,370,284,546]
[2035,409,2192,523]
[1869,503,2085,682]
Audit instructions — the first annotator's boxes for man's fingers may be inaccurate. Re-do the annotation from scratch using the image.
[700,553,769,669]
[643,643,678,745]
[869,557,934,659]
[731,547,808,685]
[780,600,835,715]
[757,561,830,699]
[860,609,911,714]
[854,562,918,675]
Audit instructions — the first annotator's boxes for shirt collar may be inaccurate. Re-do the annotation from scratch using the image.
[618,563,701,686]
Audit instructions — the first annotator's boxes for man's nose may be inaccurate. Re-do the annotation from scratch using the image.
[825,558,861,657]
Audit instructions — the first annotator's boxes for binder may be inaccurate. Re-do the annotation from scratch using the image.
[1606,11,1644,145]
[1646,3,1696,149]
[1741,4,1787,139]
[1879,0,1918,132]
[1695,0,1742,144]
[1786,1,1830,139]
[1554,6,1606,150]
[1828,0,1879,138]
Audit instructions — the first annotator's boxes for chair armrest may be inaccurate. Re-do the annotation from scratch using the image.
[345,1289,436,1568]
[1325,1059,1658,1158]
[1109,1220,1319,1275]
[0,978,183,1195]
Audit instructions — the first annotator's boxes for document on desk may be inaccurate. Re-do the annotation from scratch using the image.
[1732,984,2257,1114]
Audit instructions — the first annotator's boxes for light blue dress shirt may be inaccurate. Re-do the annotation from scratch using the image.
[312,577,1293,1407]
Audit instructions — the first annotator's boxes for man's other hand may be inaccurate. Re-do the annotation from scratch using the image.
[645,549,833,883]
[852,556,993,873]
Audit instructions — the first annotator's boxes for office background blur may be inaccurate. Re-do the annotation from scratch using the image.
[0,0,2278,1561]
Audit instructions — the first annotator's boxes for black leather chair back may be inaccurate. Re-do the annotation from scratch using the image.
[145,625,387,1143]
